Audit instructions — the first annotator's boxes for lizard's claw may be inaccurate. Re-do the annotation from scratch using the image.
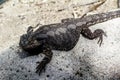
[97,31,107,46]
[97,35,103,46]
[36,61,46,75]
[27,26,33,34]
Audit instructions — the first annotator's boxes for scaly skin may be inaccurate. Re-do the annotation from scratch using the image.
[19,10,120,75]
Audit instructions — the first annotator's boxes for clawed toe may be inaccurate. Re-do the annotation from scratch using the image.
[97,35,103,46]
[97,31,107,46]
[36,61,46,75]
[27,26,33,34]
[36,64,43,75]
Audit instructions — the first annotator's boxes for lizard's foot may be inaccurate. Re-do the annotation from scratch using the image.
[27,26,33,34]
[27,23,41,34]
[81,28,107,46]
[36,60,47,75]
[94,29,107,46]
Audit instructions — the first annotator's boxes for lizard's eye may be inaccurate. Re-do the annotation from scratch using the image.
[33,40,39,44]
[29,38,41,46]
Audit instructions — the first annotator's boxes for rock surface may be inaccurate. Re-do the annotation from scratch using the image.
[0,0,120,80]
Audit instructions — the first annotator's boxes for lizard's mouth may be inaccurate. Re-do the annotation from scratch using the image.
[19,34,43,54]
[19,34,29,48]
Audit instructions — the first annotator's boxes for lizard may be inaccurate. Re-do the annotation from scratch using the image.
[19,9,120,75]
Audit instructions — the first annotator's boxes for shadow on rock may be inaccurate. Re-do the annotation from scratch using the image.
[17,47,34,59]
[0,45,40,80]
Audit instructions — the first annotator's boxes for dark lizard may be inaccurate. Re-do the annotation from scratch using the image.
[19,10,120,75]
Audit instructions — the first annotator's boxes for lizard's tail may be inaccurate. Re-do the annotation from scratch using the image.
[84,9,120,27]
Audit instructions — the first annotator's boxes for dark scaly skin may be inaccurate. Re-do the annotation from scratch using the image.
[19,10,120,75]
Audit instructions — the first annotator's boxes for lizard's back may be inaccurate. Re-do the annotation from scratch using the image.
[34,22,80,51]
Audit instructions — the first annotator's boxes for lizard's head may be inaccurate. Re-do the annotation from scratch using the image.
[19,33,43,54]
[19,26,48,54]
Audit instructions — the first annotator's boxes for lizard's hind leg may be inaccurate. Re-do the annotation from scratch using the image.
[81,28,107,46]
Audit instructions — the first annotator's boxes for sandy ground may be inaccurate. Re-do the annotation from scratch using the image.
[0,0,120,80]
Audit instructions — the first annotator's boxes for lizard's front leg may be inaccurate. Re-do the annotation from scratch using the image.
[36,44,53,75]
[81,28,107,46]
